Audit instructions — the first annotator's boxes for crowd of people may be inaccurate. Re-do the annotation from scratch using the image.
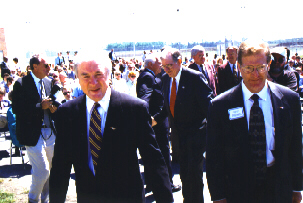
[0,41,303,203]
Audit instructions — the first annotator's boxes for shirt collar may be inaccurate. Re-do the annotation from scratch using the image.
[146,68,155,76]
[86,87,111,113]
[242,80,269,102]
[31,71,41,84]
[174,66,182,83]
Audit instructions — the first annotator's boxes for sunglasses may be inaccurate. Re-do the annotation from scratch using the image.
[115,74,121,76]
[130,75,136,78]
[53,75,58,78]
[63,91,71,95]
[45,64,50,68]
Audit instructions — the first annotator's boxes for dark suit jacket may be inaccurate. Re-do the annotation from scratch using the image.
[216,62,241,95]
[49,90,173,203]
[137,68,164,119]
[12,73,53,146]
[0,61,10,78]
[154,67,212,147]
[206,82,303,203]
[188,63,217,96]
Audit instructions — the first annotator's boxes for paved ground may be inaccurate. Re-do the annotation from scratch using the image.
[0,133,213,203]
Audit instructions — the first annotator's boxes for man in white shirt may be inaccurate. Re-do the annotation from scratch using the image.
[12,55,57,203]
[206,39,303,203]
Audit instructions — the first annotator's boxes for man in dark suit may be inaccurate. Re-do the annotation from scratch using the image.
[49,54,173,203]
[206,40,303,203]
[153,48,212,202]
[12,55,57,203]
[137,53,181,193]
[216,46,241,95]
[1,57,10,79]
[188,45,217,96]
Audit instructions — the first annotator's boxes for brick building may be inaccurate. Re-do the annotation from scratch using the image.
[0,28,7,59]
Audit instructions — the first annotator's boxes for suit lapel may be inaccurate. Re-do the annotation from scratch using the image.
[268,82,285,156]
[103,89,122,144]
[228,84,248,139]
[76,95,90,164]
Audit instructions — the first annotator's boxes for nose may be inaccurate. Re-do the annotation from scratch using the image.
[251,68,259,76]
[89,76,98,85]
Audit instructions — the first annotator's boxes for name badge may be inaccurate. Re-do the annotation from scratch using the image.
[228,107,244,120]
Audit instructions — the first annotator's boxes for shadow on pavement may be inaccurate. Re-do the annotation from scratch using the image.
[0,150,10,160]
[0,163,31,178]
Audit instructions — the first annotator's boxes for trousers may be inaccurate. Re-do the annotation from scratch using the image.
[26,134,56,203]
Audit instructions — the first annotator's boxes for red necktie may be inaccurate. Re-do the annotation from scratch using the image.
[170,78,176,117]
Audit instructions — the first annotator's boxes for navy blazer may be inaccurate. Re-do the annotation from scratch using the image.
[216,62,241,95]
[50,90,173,203]
[206,82,303,202]
[154,67,212,145]
[12,73,53,146]
[188,63,217,96]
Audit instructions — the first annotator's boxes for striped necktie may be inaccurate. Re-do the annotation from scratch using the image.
[89,102,102,171]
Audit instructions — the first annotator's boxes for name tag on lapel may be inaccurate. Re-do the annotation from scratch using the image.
[228,107,244,120]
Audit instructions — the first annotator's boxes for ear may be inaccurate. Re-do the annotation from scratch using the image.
[178,58,182,64]
[33,64,38,70]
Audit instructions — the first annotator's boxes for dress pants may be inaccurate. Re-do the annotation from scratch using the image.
[26,134,56,203]
[153,118,173,183]
[179,130,204,203]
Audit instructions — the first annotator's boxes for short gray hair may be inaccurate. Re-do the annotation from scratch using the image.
[161,48,182,63]
[191,45,205,58]
[74,52,112,79]
[144,53,159,68]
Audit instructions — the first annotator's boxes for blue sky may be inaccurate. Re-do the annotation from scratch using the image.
[1,0,302,59]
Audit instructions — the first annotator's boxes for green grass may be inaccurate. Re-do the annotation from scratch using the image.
[0,191,15,203]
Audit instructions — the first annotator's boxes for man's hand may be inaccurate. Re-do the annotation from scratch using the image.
[292,192,302,203]
[49,105,58,113]
[151,117,157,127]
[41,98,53,110]
[214,199,227,203]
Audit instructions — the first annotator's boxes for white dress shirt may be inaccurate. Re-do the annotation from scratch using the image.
[242,80,275,166]
[86,87,111,175]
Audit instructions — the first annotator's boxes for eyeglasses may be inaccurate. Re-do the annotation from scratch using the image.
[271,57,284,64]
[115,74,121,76]
[63,91,71,95]
[162,64,174,69]
[241,64,268,73]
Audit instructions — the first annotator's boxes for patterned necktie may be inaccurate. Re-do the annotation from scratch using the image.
[170,78,176,117]
[39,79,45,99]
[89,102,102,171]
[200,65,209,83]
[233,64,238,83]
[249,94,267,184]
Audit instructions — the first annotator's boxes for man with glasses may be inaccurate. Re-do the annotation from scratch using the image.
[153,48,212,202]
[267,47,298,92]
[12,55,58,203]
[206,40,302,203]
